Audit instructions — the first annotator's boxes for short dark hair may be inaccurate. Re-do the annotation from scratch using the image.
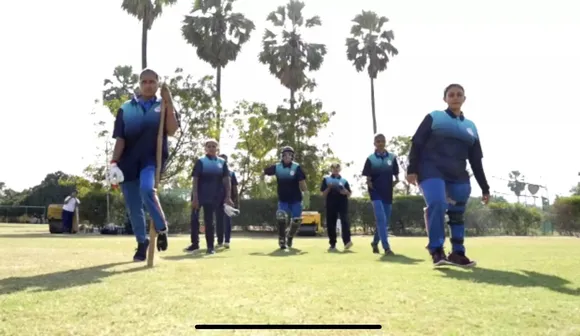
[444,84,464,98]
[374,133,386,141]
[140,68,159,80]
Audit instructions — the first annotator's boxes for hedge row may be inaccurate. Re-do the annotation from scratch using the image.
[6,190,575,236]
[80,191,553,236]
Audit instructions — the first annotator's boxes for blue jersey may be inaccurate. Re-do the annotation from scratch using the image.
[320,175,351,208]
[192,155,230,205]
[264,161,306,203]
[362,152,399,204]
[408,109,487,187]
[112,96,168,182]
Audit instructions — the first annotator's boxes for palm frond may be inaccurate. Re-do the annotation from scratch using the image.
[305,15,321,28]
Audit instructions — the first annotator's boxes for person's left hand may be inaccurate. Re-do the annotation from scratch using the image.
[160,83,172,102]
[340,188,349,195]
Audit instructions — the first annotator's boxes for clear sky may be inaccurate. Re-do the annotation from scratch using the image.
[1,0,578,202]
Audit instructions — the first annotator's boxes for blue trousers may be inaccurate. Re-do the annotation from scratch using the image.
[278,202,302,219]
[371,200,392,250]
[61,210,74,233]
[121,165,168,244]
[420,178,471,253]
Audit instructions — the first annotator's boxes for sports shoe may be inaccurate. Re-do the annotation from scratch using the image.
[371,242,380,254]
[206,248,216,255]
[287,237,294,248]
[216,243,224,248]
[133,239,150,262]
[344,241,353,250]
[384,249,395,256]
[184,244,199,253]
[447,251,477,268]
[328,246,337,252]
[430,248,449,267]
[224,242,230,249]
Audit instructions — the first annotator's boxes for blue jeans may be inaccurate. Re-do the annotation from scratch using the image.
[371,200,392,250]
[61,210,74,233]
[420,178,471,253]
[121,165,167,244]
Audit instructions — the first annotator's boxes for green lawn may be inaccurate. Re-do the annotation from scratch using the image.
[0,224,579,336]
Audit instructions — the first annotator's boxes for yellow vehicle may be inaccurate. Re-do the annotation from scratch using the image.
[47,204,79,234]
[298,211,323,236]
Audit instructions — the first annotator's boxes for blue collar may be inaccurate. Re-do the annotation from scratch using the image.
[445,108,465,121]
[205,154,218,160]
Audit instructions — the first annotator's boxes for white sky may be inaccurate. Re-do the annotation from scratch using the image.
[1,0,578,202]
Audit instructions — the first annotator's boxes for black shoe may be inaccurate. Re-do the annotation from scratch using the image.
[287,237,293,248]
[384,249,395,256]
[279,237,286,250]
[157,229,168,251]
[371,243,380,254]
[184,244,199,253]
[447,251,477,268]
[206,248,216,255]
[133,239,150,262]
[430,248,449,267]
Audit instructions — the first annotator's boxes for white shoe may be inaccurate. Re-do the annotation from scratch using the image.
[224,242,230,249]
[345,241,353,249]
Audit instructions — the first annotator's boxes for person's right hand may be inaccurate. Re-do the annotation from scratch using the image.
[191,198,199,210]
[406,173,418,186]
[109,162,124,185]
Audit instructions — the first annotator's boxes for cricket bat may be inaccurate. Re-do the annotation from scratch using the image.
[147,84,168,268]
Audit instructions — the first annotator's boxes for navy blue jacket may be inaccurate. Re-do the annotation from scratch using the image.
[407,109,489,194]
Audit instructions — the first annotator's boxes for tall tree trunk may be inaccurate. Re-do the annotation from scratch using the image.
[370,77,377,134]
[215,66,222,142]
[290,88,296,150]
[141,18,148,70]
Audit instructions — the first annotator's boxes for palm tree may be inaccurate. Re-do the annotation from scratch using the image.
[259,0,326,122]
[121,0,177,69]
[182,0,255,142]
[346,11,398,134]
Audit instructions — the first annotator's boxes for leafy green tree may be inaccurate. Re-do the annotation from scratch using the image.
[229,101,278,198]
[346,10,398,133]
[386,135,416,196]
[182,0,255,142]
[258,0,326,144]
[121,0,178,69]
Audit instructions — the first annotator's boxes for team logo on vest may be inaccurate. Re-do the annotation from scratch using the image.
[466,127,474,136]
[387,159,392,165]
[217,163,223,169]
[289,170,295,176]
[154,106,161,113]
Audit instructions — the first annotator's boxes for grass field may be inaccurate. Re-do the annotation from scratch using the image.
[0,224,579,336]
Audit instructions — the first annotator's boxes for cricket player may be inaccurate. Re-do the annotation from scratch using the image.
[62,191,80,234]
[187,139,234,255]
[263,146,309,250]
[320,163,352,251]
[108,68,180,262]
[407,84,490,267]
[362,133,400,255]
[217,154,239,248]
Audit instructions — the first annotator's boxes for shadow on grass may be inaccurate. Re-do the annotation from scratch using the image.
[0,261,144,296]
[378,254,424,265]
[162,250,227,261]
[436,267,580,296]
[249,248,308,257]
